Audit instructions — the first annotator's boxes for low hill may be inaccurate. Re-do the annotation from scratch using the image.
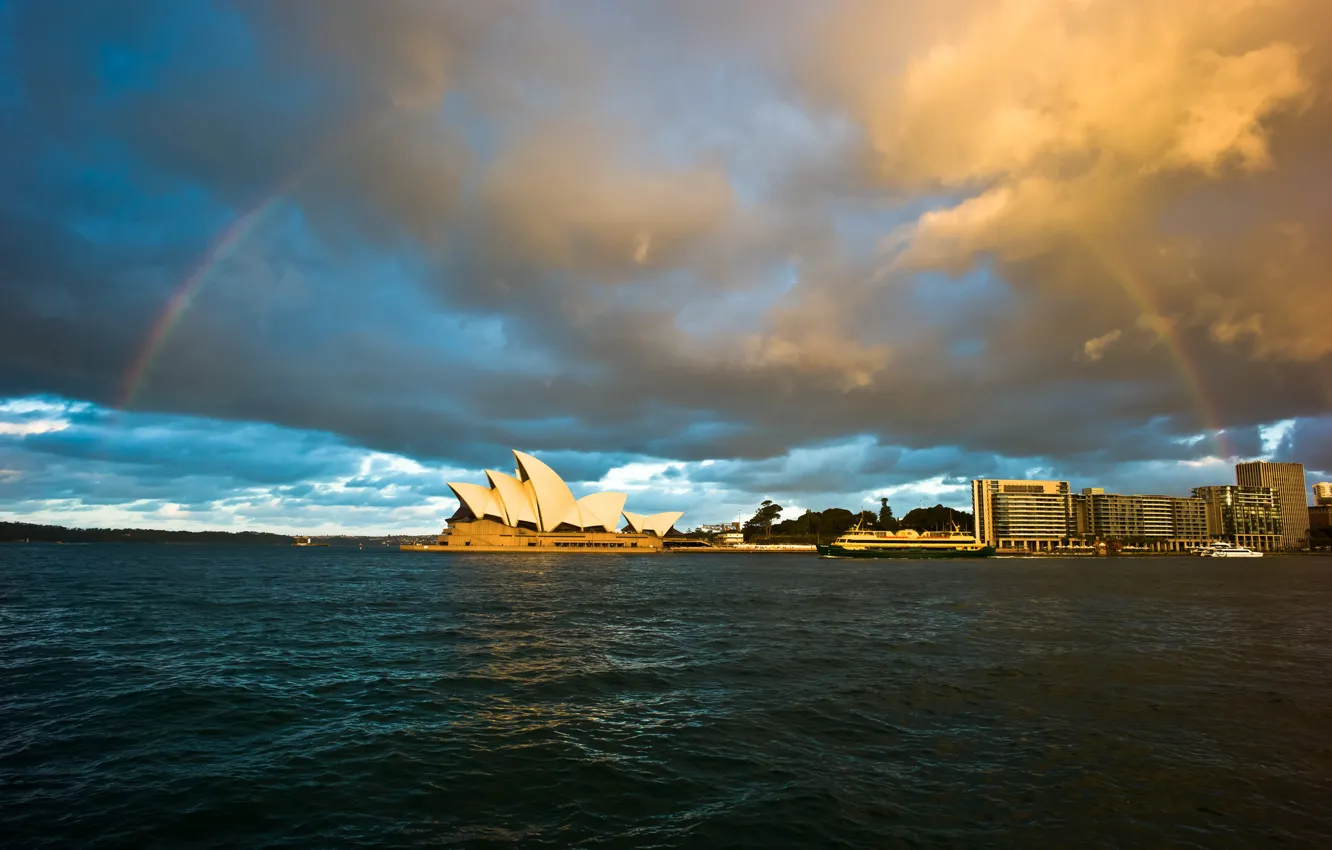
[3,521,300,546]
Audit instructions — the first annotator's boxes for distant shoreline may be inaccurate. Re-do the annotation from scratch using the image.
[0,521,409,546]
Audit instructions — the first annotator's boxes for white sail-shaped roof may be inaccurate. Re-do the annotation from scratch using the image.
[486,470,537,526]
[621,510,646,533]
[446,450,681,536]
[566,492,628,532]
[622,510,683,536]
[447,481,502,521]
[514,450,577,532]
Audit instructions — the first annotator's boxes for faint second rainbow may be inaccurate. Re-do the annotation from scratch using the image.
[1081,237,1231,460]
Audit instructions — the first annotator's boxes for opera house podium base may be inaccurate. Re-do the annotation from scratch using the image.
[400,518,666,553]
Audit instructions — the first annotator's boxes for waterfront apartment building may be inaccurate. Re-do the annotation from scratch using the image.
[1191,486,1283,551]
[971,479,1072,551]
[1314,482,1332,506]
[1071,489,1209,551]
[1236,461,1308,549]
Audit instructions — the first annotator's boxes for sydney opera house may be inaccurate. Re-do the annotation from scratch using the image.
[401,450,684,552]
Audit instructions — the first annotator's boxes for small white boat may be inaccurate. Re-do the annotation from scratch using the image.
[1197,542,1263,558]
[292,536,330,548]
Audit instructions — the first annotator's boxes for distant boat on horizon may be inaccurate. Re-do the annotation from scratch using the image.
[292,536,330,548]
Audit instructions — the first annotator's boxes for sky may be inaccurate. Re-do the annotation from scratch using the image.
[2,0,1331,534]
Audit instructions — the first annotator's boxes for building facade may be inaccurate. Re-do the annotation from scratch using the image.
[1170,498,1210,544]
[971,479,1072,551]
[1309,505,1332,532]
[1191,485,1283,551]
[1236,461,1308,550]
[1314,482,1332,506]
[1071,489,1208,551]
[1311,505,1332,551]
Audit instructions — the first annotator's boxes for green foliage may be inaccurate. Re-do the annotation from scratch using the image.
[0,521,293,545]
[899,504,974,532]
[731,500,975,544]
[743,499,784,539]
[767,506,875,540]
[877,497,899,531]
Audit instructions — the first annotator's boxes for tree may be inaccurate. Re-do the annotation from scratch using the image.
[744,499,784,540]
[900,504,974,532]
[877,497,899,531]
[773,509,819,537]
[818,508,858,535]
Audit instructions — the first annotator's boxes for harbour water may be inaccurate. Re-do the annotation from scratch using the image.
[3,546,1331,847]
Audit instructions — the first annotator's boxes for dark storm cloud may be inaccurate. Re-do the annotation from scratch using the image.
[1276,417,1332,476]
[2,0,1331,529]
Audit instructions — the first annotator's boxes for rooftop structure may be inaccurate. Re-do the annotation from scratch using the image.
[1314,482,1332,506]
[1235,461,1307,550]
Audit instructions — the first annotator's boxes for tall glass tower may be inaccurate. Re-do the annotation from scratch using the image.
[1236,461,1308,550]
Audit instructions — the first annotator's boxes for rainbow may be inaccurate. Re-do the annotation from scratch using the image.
[119,110,1232,466]
[117,109,395,411]
[1080,236,1231,459]
[117,198,285,410]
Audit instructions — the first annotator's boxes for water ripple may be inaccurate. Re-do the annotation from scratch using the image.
[2,546,1331,847]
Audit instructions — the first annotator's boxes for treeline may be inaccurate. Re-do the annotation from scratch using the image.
[736,499,973,543]
[0,521,295,546]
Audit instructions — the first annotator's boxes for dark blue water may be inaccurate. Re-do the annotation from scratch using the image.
[3,546,1331,848]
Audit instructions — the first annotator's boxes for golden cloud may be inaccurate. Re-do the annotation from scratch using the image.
[479,121,734,277]
[810,0,1332,361]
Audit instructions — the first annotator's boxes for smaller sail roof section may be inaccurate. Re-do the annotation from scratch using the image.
[621,510,647,533]
[565,492,627,531]
[647,511,685,535]
[622,510,683,536]
[514,450,577,532]
[486,470,537,526]
[447,482,502,521]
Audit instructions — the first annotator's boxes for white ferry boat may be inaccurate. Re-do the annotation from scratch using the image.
[1196,542,1263,558]
[292,536,330,548]
[817,523,994,559]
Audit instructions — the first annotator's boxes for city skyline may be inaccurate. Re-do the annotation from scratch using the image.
[968,461,1313,552]
[2,2,1331,533]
